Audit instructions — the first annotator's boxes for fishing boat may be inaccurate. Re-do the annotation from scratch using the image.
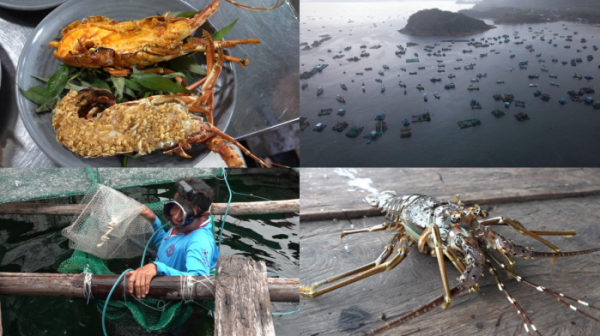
[418,66,426,70]
[433,92,440,99]
[573,74,583,79]
[471,78,479,83]
[313,123,326,131]
[438,69,446,73]
[332,122,349,132]
[445,83,456,89]
[423,92,428,102]
[375,114,386,121]
[492,108,505,117]
[356,72,364,75]
[541,93,551,101]
[585,97,594,104]
[317,86,324,96]
[493,93,502,100]
[515,100,526,107]
[457,118,482,129]
[510,54,516,58]
[470,99,481,109]
[528,74,539,79]
[345,126,364,138]
[412,112,431,122]
[514,112,529,121]
[340,84,347,90]
[497,80,505,84]
[430,77,441,82]
[585,75,594,80]
[467,85,479,91]
[504,94,514,102]
[476,72,487,78]
[402,119,410,127]
[581,87,594,93]
[593,101,600,109]
[383,64,390,70]
[381,85,385,93]
[541,65,548,72]
[454,66,461,70]
[562,61,568,65]
[550,82,560,87]
[362,86,365,93]
[398,81,406,88]
[301,82,308,90]
[588,55,594,61]
[448,74,455,78]
[378,71,384,76]
[416,84,424,90]
[533,90,542,97]
[559,98,566,105]
[337,109,346,116]
[344,46,351,51]
[400,127,412,138]
[401,67,407,71]
[375,79,382,83]
[319,108,332,116]
[336,94,345,103]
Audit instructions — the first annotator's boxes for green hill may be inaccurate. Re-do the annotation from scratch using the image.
[400,8,495,37]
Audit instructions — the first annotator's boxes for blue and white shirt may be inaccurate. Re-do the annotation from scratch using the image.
[150,216,219,276]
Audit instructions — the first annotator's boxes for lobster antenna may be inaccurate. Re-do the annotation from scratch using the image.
[225,0,285,12]
[362,285,463,336]
[530,247,600,259]
[504,270,600,323]
[488,266,541,336]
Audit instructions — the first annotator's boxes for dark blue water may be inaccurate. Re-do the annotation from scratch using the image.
[300,2,600,167]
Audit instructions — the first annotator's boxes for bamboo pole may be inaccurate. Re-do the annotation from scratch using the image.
[0,273,299,302]
[0,200,299,216]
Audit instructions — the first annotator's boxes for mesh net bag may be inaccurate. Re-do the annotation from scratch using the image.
[62,185,155,259]
[58,199,215,334]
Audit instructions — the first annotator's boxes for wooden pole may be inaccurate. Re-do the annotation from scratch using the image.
[0,273,299,302]
[215,256,275,336]
[0,199,299,216]
[301,190,600,222]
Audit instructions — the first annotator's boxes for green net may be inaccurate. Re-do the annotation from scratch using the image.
[0,168,224,204]
[58,200,215,334]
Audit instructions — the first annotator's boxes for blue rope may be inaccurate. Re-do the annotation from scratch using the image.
[272,307,299,316]
[102,268,133,336]
[217,171,233,251]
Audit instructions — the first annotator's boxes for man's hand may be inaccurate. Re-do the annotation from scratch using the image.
[127,263,158,298]
[139,205,157,223]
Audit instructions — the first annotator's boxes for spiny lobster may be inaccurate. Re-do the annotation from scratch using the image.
[300,192,600,335]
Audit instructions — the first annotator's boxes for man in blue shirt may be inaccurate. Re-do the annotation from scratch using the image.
[128,178,220,298]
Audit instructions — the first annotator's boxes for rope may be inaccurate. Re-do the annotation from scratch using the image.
[217,169,233,251]
[83,267,94,304]
[102,268,133,336]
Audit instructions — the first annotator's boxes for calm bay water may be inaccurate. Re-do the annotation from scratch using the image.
[0,172,299,336]
[300,1,600,167]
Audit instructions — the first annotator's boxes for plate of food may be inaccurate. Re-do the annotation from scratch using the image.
[0,0,64,11]
[16,0,267,167]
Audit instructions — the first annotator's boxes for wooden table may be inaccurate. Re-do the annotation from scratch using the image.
[300,168,600,336]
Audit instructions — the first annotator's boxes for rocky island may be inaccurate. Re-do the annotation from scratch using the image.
[399,9,495,37]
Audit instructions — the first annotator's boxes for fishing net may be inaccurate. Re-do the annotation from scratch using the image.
[58,200,215,334]
[62,185,155,260]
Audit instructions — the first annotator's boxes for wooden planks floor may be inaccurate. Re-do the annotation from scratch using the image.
[299,168,600,336]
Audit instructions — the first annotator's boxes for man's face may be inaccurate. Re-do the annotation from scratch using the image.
[170,194,196,227]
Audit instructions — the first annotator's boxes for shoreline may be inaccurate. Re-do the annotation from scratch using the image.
[399,25,496,37]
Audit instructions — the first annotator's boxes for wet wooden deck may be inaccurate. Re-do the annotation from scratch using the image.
[299,168,600,336]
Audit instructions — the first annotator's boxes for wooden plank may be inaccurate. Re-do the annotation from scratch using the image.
[0,273,299,302]
[299,196,600,336]
[215,256,275,336]
[0,199,299,216]
[301,168,600,221]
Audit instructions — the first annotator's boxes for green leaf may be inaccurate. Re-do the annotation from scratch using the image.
[31,75,49,83]
[166,55,206,76]
[92,78,111,90]
[212,18,238,41]
[162,72,188,79]
[167,10,201,18]
[47,64,70,97]
[20,85,52,105]
[123,87,136,97]
[35,96,59,113]
[110,77,126,100]
[131,73,191,93]
[124,78,144,92]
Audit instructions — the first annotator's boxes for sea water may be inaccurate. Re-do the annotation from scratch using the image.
[300,1,600,167]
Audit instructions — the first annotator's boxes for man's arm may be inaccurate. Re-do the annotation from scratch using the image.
[140,205,166,249]
[153,242,212,276]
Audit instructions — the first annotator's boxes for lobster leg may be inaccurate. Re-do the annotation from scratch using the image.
[339,222,400,241]
[431,224,453,309]
[363,285,464,336]
[204,125,270,167]
[300,234,408,299]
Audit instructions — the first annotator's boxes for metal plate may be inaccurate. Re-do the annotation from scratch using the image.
[0,0,64,11]
[15,0,236,167]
